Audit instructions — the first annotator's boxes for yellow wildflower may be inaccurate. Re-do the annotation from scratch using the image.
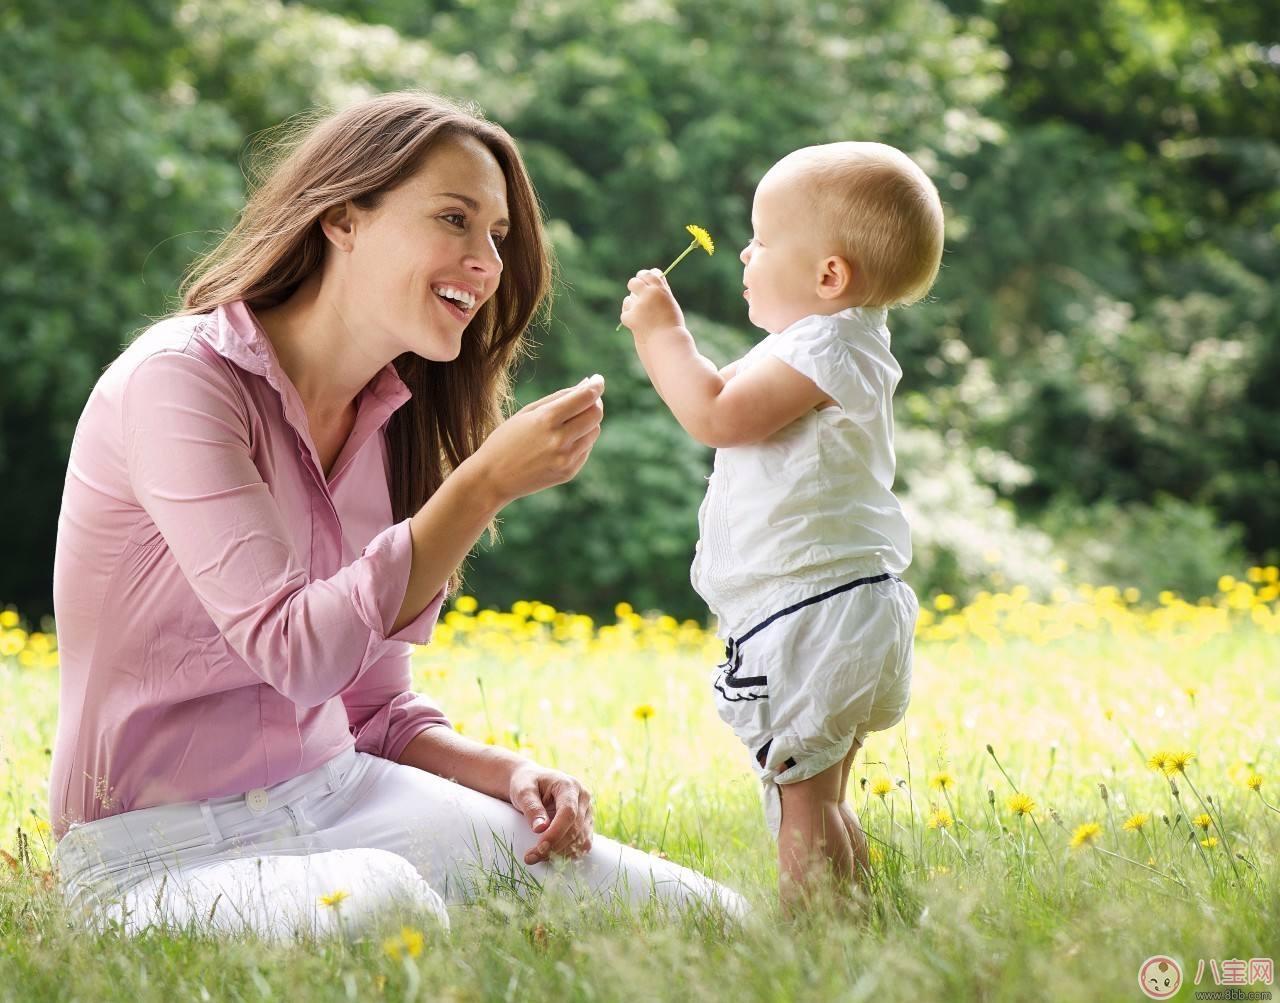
[1148,751,1172,773]
[1007,793,1036,817]
[1070,822,1102,849]
[1201,836,1219,849]
[870,777,894,799]
[934,594,955,612]
[1191,813,1212,831]
[1122,812,1150,832]
[633,704,655,721]
[1246,773,1264,792]
[454,595,478,614]
[1165,751,1195,775]
[383,926,425,960]
[685,224,715,256]
[926,806,953,830]
[929,771,955,792]
[319,889,349,908]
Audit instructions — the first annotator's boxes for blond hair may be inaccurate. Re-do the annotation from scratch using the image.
[777,142,944,307]
[179,92,552,589]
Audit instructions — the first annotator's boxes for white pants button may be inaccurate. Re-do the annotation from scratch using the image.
[245,788,270,814]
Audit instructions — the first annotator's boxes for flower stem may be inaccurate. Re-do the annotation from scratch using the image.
[662,240,699,275]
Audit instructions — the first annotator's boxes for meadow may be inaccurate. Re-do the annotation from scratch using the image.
[2,574,1277,1002]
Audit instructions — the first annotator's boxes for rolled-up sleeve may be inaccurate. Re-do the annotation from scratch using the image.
[341,644,452,761]
[121,349,444,708]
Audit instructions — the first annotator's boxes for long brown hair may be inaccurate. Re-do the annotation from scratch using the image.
[180,92,551,583]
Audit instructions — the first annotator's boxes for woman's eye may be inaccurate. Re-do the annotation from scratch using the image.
[492,232,507,247]
[442,213,466,228]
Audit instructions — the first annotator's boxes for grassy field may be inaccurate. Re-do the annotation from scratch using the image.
[2,577,1278,1002]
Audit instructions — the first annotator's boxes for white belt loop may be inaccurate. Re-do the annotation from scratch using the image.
[325,758,343,795]
[198,801,223,844]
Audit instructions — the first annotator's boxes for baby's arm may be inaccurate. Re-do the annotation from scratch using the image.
[620,269,828,448]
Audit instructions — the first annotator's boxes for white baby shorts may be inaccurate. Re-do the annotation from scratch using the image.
[710,569,918,837]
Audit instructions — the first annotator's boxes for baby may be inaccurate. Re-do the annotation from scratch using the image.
[619,142,943,908]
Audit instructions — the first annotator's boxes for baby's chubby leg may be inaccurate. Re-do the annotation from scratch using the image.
[838,740,871,888]
[776,757,854,912]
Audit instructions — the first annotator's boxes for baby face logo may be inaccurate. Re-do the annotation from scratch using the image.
[1139,956,1183,999]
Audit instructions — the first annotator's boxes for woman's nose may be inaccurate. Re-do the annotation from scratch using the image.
[466,235,504,276]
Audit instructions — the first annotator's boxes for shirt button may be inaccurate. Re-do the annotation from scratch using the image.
[245,788,270,814]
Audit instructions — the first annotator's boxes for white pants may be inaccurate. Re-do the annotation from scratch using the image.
[55,747,747,939]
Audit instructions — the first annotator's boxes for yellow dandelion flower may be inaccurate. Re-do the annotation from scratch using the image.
[685,224,715,256]
[1103,708,1114,721]
[1148,751,1172,773]
[1200,836,1219,849]
[1122,812,1150,832]
[1246,773,1264,792]
[1165,751,1195,775]
[454,595,478,614]
[1191,813,1212,831]
[319,889,349,908]
[929,771,955,792]
[614,602,633,619]
[927,806,953,830]
[870,777,894,799]
[1007,793,1036,817]
[1070,822,1102,849]
[383,926,425,960]
[0,610,18,629]
[633,704,655,721]
[934,593,956,612]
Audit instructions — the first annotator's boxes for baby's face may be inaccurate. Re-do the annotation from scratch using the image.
[740,171,833,334]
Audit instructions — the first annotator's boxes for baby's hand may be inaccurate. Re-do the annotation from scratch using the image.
[620,269,686,337]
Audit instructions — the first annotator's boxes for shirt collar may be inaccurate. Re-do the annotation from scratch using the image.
[209,301,414,483]
[211,299,413,414]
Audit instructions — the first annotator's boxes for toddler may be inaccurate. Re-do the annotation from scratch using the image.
[619,142,943,907]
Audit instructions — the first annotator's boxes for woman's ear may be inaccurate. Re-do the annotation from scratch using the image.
[319,202,357,252]
[816,255,855,300]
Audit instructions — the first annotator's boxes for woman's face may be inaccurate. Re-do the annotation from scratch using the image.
[339,134,510,363]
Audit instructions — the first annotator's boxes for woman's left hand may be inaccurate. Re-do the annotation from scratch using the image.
[508,762,594,865]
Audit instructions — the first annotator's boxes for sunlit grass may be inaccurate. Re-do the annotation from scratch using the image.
[2,572,1277,1000]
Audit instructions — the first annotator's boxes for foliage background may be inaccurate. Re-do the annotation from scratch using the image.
[2,0,1276,620]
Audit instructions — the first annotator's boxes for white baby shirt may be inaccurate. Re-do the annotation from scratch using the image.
[690,306,911,634]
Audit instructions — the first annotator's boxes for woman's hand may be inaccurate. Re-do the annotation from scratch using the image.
[466,376,605,508]
[620,268,686,339]
[508,762,594,865]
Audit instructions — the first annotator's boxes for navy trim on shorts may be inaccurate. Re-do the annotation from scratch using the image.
[713,572,902,700]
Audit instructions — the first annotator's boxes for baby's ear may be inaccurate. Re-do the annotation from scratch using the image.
[816,255,855,300]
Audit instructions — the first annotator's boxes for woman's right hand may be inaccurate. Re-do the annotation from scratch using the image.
[467,375,605,506]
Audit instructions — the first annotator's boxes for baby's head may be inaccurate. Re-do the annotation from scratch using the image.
[741,142,943,334]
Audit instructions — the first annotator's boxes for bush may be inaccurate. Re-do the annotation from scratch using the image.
[1037,494,1246,599]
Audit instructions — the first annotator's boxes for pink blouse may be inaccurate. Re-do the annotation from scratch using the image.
[49,300,448,837]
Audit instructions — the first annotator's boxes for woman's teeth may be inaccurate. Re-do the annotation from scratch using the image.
[432,285,476,311]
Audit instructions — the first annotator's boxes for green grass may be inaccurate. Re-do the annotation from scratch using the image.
[2,620,1277,1002]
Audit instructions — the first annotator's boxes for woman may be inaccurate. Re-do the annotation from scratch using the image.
[50,92,745,938]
